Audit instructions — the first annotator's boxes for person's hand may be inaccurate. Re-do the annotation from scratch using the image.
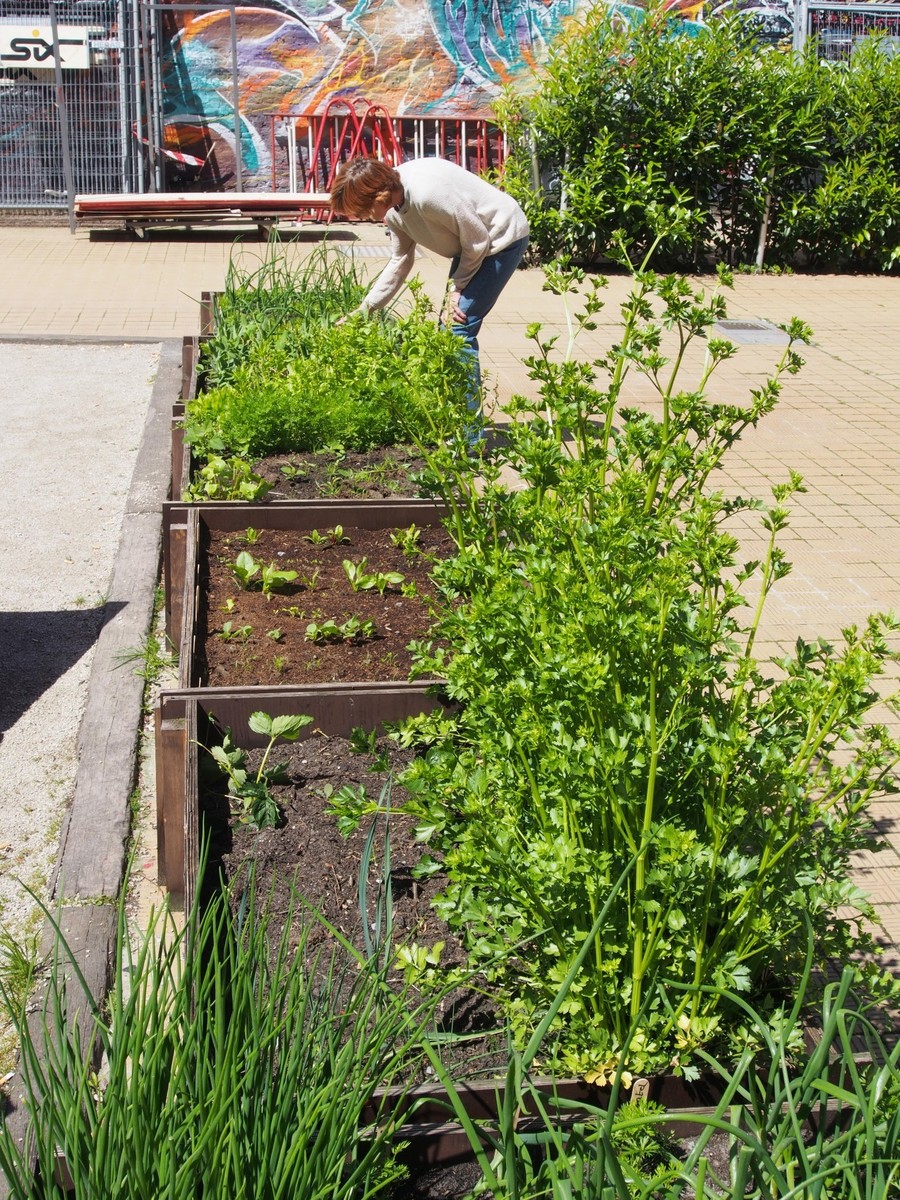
[334,308,364,327]
[449,291,466,325]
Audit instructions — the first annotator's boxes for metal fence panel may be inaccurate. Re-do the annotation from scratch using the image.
[0,0,130,209]
[806,1,900,60]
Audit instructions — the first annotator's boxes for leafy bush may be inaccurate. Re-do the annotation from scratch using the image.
[496,5,900,270]
[389,253,900,1078]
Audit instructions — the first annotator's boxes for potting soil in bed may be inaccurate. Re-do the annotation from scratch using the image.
[252,445,430,500]
[199,524,453,686]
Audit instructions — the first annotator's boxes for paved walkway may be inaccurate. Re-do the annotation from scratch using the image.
[1,220,898,974]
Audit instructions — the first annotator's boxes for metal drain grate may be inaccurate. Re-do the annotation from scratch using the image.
[712,318,789,345]
[338,244,399,258]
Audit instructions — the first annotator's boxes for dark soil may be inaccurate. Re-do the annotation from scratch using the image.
[252,445,430,501]
[198,523,453,686]
[201,729,502,1197]
[202,730,505,1074]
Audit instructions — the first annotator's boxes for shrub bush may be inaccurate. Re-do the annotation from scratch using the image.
[496,5,900,271]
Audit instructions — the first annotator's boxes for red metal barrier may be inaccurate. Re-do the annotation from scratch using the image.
[268,102,507,197]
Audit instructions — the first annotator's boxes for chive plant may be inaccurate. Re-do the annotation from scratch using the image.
[374,213,900,1080]
[200,238,368,390]
[0,883,451,1199]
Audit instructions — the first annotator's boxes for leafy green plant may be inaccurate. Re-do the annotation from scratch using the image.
[350,726,379,755]
[305,616,376,644]
[181,454,273,502]
[276,605,306,620]
[230,551,299,596]
[207,711,313,829]
[391,252,900,1078]
[303,525,350,547]
[218,620,252,642]
[424,902,900,1198]
[185,274,472,462]
[321,782,377,839]
[241,526,261,545]
[343,557,405,595]
[390,523,422,557]
[394,941,446,987]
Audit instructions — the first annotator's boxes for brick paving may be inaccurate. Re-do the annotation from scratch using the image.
[2,219,898,974]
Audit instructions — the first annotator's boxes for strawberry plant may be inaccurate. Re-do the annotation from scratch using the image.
[207,711,313,829]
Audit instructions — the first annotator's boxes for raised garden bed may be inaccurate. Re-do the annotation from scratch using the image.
[153,688,763,1178]
[155,682,452,910]
[198,521,452,688]
[163,498,446,650]
[156,497,451,924]
[171,336,430,503]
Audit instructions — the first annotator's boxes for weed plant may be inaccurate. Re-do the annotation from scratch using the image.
[0,882,453,1199]
[371,226,900,1080]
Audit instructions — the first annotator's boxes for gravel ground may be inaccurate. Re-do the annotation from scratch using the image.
[0,341,160,1030]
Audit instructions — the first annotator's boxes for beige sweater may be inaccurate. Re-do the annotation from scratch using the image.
[359,158,529,313]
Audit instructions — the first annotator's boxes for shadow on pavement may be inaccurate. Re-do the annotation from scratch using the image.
[0,604,126,740]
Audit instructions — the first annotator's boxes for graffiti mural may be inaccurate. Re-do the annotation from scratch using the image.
[157,0,795,188]
[159,0,593,186]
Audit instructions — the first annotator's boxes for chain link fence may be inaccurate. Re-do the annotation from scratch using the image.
[0,0,136,210]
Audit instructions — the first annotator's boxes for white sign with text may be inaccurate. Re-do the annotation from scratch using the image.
[0,25,91,70]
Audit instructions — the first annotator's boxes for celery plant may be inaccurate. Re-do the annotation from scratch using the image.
[389,226,900,1078]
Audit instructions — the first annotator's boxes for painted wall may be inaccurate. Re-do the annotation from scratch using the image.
[160,0,599,185]
[159,0,793,187]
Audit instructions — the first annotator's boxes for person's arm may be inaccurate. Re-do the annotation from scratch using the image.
[357,227,417,313]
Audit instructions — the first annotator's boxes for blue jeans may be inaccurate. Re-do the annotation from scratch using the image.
[450,234,529,434]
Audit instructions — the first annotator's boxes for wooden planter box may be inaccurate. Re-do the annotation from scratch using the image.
[155,682,450,911]
[153,683,759,1158]
[156,495,449,906]
[163,497,447,656]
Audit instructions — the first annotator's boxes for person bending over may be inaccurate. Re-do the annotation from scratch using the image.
[329,156,529,433]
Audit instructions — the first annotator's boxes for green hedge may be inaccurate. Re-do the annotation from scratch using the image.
[496,5,900,271]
